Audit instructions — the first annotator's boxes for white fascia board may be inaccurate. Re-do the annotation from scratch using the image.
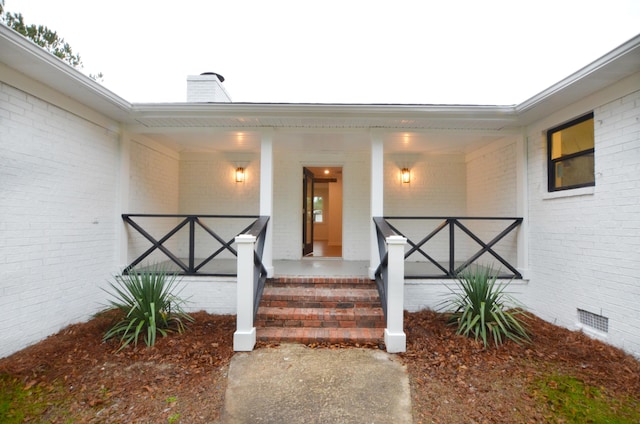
[0,25,132,121]
[130,102,517,120]
[515,33,640,120]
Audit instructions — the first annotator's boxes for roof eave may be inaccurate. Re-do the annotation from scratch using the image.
[515,34,640,125]
[2,24,639,129]
[0,25,132,122]
[131,102,517,116]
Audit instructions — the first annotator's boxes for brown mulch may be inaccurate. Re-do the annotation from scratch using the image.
[1,309,639,423]
[402,310,640,423]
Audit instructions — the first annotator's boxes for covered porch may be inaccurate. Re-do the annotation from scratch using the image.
[120,104,528,277]
[118,103,529,352]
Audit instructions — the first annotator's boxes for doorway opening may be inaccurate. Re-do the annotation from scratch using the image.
[303,166,343,258]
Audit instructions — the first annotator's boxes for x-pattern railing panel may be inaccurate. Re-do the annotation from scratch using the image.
[122,214,262,276]
[377,216,523,279]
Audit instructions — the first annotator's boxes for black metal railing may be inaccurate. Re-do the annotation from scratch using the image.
[122,214,269,277]
[372,217,396,318]
[245,217,270,318]
[374,216,523,280]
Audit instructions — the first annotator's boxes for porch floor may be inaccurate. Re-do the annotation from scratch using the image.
[138,258,370,277]
[274,259,368,277]
[137,258,505,278]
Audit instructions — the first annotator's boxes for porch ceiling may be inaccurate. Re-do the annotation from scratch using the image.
[139,128,508,155]
[129,104,517,154]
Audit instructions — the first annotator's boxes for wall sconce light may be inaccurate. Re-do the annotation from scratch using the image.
[235,167,245,183]
[401,167,411,184]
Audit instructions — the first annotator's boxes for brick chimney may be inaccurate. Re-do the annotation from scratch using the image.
[187,72,232,102]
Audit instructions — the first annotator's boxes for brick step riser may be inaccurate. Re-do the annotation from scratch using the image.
[263,287,379,295]
[261,289,381,302]
[255,320,385,329]
[268,278,372,284]
[268,283,375,289]
[256,306,383,319]
[257,328,384,345]
[259,300,380,308]
[256,305,384,327]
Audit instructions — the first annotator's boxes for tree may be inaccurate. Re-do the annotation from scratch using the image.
[1,0,82,68]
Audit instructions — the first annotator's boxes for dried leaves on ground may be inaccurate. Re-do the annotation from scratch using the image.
[402,310,640,423]
[1,310,639,423]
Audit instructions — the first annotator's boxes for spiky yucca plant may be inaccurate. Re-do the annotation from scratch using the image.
[102,268,193,351]
[441,266,530,348]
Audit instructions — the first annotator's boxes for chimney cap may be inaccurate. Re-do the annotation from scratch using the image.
[200,72,225,83]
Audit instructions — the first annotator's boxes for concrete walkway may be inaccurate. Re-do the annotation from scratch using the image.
[219,344,413,424]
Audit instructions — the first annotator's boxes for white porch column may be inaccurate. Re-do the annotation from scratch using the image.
[260,129,274,277]
[234,234,257,351]
[117,131,131,271]
[516,134,529,279]
[370,131,384,278]
[385,235,406,353]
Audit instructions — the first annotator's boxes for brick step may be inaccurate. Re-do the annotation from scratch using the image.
[255,306,385,328]
[260,287,381,308]
[268,277,374,289]
[256,277,385,345]
[257,327,384,345]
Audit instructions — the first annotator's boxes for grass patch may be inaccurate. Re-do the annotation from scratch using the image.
[534,373,640,423]
[0,373,67,423]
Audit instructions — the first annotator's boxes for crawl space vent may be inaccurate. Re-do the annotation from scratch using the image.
[578,309,609,333]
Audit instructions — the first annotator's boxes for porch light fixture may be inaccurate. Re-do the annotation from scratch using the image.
[401,168,411,183]
[235,167,245,183]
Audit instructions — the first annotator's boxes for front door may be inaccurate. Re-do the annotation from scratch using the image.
[302,167,314,256]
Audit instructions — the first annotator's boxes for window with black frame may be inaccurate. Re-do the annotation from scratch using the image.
[547,112,595,191]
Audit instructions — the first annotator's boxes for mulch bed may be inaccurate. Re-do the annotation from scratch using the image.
[1,309,639,423]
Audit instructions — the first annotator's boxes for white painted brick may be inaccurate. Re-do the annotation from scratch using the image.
[180,277,237,314]
[523,87,640,358]
[186,74,232,103]
[0,82,120,358]
[124,139,181,266]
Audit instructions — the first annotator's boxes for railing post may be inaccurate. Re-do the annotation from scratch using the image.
[189,217,195,273]
[449,218,455,277]
[234,234,257,351]
[385,235,407,353]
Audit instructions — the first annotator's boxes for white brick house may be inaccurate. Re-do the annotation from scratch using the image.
[1,24,639,357]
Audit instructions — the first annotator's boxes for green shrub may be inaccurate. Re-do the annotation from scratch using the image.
[102,267,193,351]
[440,265,530,348]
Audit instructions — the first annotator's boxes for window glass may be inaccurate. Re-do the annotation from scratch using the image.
[313,196,323,223]
[548,113,595,191]
[550,118,594,159]
[553,153,595,187]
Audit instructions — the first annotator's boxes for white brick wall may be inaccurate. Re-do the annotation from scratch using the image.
[466,139,517,216]
[129,139,180,213]
[384,154,467,262]
[0,82,120,358]
[465,138,519,267]
[179,277,237,314]
[179,151,259,215]
[125,139,180,266]
[384,154,467,216]
[524,87,640,357]
[178,151,260,259]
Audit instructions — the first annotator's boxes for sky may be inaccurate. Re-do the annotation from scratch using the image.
[6,0,640,105]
